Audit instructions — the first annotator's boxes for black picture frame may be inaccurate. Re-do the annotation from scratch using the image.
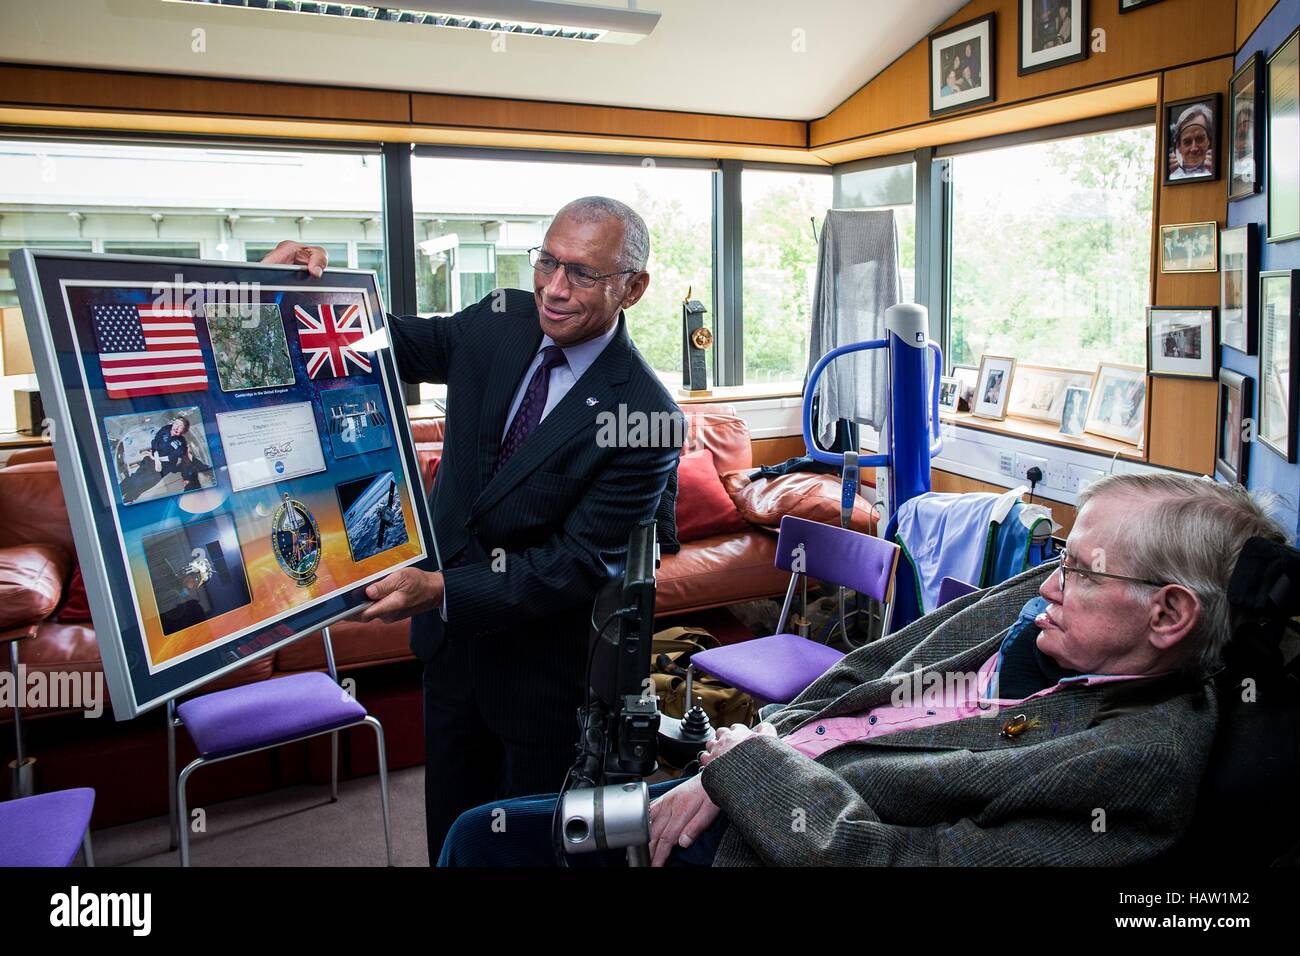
[1017,0,1088,76]
[1229,53,1265,201]
[1220,223,1259,355]
[1267,27,1300,244]
[1259,270,1299,463]
[1119,0,1164,12]
[1163,93,1222,185]
[929,13,997,117]
[1147,307,1218,380]
[1216,369,1253,485]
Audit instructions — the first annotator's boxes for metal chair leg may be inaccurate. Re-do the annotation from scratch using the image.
[365,716,393,867]
[167,700,178,851]
[81,829,95,867]
[176,757,203,868]
[330,731,339,803]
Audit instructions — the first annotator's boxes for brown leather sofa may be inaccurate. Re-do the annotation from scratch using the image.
[0,405,789,724]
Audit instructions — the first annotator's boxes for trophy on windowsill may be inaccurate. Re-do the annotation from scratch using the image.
[679,290,712,398]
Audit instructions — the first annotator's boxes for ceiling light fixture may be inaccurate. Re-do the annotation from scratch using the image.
[162,0,661,45]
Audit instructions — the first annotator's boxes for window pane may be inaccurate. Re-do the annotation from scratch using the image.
[0,139,384,432]
[948,126,1155,369]
[836,161,917,304]
[742,169,833,386]
[410,155,715,403]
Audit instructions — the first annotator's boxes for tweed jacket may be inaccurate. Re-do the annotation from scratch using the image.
[701,564,1219,866]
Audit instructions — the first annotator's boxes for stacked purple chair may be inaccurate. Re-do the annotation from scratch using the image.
[690,515,901,706]
[167,631,391,867]
[0,788,95,867]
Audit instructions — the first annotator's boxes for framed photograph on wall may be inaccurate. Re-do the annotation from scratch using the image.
[1148,307,1218,379]
[1220,223,1259,354]
[1216,369,1253,485]
[8,251,435,719]
[1267,27,1300,243]
[1229,54,1264,201]
[1160,221,1218,273]
[1119,0,1164,11]
[1018,1,1087,76]
[939,376,961,414]
[930,14,996,117]
[1259,270,1298,462]
[1163,94,1220,185]
[1085,364,1146,446]
[973,354,1016,420]
[1007,363,1094,423]
[1059,385,1091,437]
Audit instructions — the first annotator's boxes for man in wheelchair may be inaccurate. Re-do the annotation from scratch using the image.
[439,473,1289,866]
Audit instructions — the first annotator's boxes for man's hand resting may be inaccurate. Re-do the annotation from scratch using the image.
[260,240,329,278]
[648,775,720,867]
[699,721,778,767]
[360,568,445,624]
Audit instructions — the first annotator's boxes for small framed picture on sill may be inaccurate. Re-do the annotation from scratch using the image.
[1085,364,1146,446]
[1059,385,1091,437]
[973,355,1016,420]
[951,364,979,412]
[939,376,961,414]
[1148,307,1218,380]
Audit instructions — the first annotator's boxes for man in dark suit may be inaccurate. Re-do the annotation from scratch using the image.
[264,196,683,861]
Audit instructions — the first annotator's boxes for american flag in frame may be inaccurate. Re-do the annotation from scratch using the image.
[294,302,373,380]
[90,302,209,399]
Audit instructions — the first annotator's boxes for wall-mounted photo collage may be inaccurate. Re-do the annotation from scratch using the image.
[12,252,432,719]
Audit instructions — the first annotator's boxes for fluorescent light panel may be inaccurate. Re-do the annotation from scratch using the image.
[163,0,661,44]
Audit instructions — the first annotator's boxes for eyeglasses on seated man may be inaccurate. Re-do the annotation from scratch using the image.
[437,473,1287,867]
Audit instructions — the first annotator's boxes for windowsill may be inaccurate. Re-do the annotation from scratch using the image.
[942,410,1145,461]
[675,383,802,404]
[0,431,49,447]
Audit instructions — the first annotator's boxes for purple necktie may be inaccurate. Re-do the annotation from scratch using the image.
[494,345,567,475]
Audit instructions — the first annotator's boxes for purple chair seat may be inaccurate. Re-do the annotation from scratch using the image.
[0,787,95,867]
[177,671,366,758]
[692,634,844,705]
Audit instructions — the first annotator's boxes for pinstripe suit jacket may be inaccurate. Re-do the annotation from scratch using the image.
[388,289,682,733]
[702,564,1219,866]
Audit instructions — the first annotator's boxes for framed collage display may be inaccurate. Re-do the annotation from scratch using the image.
[12,251,434,719]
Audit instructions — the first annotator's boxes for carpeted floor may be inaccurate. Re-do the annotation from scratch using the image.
[92,766,429,867]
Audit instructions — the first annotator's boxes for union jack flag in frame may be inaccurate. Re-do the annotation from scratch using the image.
[294,302,373,379]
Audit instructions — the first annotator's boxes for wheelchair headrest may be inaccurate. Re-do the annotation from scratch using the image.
[1229,537,1300,622]
[1222,536,1300,682]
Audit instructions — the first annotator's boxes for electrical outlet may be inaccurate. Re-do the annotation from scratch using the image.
[1015,453,1049,484]
[1042,459,1070,491]
[1068,464,1106,495]
[999,453,1015,477]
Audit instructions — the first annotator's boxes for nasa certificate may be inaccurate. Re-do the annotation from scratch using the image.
[216,401,327,492]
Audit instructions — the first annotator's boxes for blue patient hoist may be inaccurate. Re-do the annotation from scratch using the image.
[802,303,1056,638]
[801,303,943,642]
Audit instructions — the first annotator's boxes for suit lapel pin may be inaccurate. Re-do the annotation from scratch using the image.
[586,396,599,406]
[1000,713,1041,740]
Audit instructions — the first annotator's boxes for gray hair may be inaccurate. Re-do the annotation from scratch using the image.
[1076,473,1289,674]
[554,196,650,272]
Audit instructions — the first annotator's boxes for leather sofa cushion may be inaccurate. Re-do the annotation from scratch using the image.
[58,566,93,623]
[273,617,415,672]
[676,449,749,542]
[0,544,72,630]
[656,531,790,614]
[0,462,75,558]
[682,406,752,474]
[723,470,878,535]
